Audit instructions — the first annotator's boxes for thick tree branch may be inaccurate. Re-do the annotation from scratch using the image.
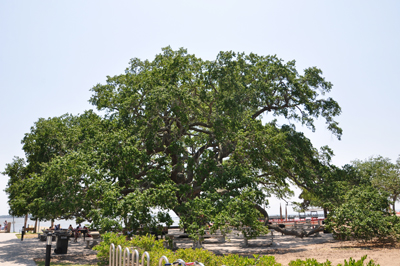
[267,224,324,238]
[189,122,212,128]
[189,126,213,135]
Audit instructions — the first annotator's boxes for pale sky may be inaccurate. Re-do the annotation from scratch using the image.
[1,1,400,216]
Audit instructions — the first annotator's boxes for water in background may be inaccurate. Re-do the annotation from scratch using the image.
[0,216,82,233]
[0,215,180,233]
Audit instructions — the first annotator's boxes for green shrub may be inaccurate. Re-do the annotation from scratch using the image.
[326,185,400,242]
[219,254,281,266]
[174,248,220,266]
[94,233,282,266]
[288,256,379,266]
[337,255,379,266]
[130,234,165,252]
[289,258,332,266]
[93,232,129,265]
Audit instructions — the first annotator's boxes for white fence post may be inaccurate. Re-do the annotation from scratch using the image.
[131,248,140,266]
[158,255,169,266]
[141,251,150,266]
[123,247,130,266]
[110,243,115,266]
[176,259,186,265]
[109,243,204,266]
[117,245,123,266]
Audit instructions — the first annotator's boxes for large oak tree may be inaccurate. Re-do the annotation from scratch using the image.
[4,47,342,237]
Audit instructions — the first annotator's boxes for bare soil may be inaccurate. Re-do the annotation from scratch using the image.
[267,240,400,266]
[186,233,400,266]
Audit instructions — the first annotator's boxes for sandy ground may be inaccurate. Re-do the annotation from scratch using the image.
[0,233,98,266]
[270,239,400,266]
[173,232,400,266]
[1,232,399,266]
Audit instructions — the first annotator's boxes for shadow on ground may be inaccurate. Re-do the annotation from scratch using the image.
[174,233,336,257]
[0,234,98,266]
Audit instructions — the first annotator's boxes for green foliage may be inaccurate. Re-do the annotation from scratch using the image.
[179,197,216,240]
[326,185,400,242]
[337,255,379,266]
[2,157,30,216]
[3,111,106,221]
[130,234,165,251]
[289,258,333,266]
[216,189,269,239]
[95,234,381,266]
[93,232,129,265]
[352,156,400,211]
[173,248,220,266]
[293,164,364,214]
[94,233,283,266]
[75,217,85,224]
[219,254,281,266]
[4,47,342,236]
[288,255,378,266]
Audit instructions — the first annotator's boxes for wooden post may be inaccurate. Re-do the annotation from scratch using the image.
[285,205,288,221]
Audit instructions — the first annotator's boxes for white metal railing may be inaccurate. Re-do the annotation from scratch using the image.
[109,244,205,266]
[158,255,169,266]
[109,243,115,266]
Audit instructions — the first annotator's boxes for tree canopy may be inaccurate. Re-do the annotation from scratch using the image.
[352,156,400,211]
[3,47,342,236]
[326,184,400,242]
[293,164,367,216]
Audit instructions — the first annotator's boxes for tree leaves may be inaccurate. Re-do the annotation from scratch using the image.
[4,47,342,236]
[326,185,400,242]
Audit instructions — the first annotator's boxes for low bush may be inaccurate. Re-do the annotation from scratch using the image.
[289,258,332,266]
[326,185,400,243]
[93,232,128,265]
[94,233,281,266]
[94,233,379,266]
[288,256,378,266]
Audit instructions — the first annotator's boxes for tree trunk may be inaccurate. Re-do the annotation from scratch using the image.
[23,214,28,229]
[255,204,324,237]
[255,204,270,224]
[34,219,38,233]
[268,224,324,238]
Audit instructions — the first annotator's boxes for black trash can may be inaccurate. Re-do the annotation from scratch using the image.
[54,232,69,254]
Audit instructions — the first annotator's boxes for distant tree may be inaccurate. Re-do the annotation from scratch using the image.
[326,185,400,242]
[353,156,400,211]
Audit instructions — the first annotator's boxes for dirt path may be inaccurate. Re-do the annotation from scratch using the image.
[270,240,400,266]
[177,232,400,266]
